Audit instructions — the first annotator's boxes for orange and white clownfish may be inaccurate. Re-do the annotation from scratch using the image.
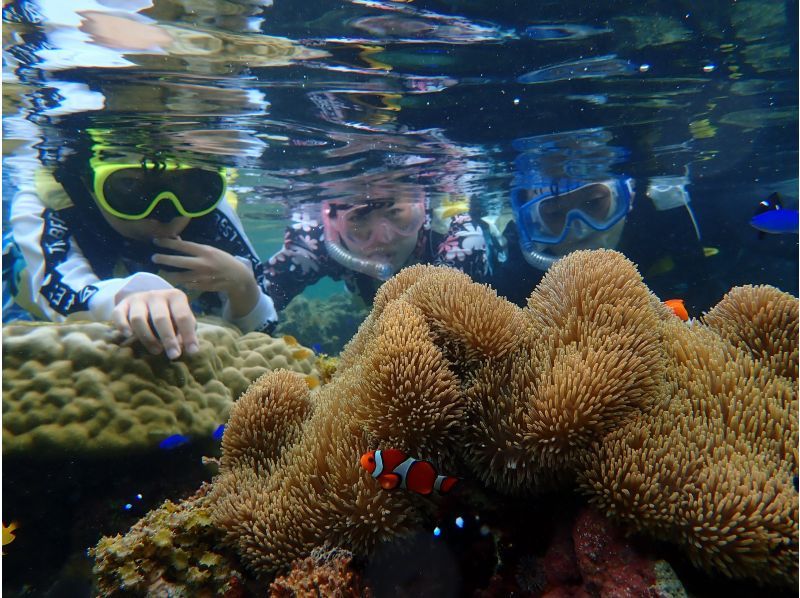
[359,449,458,496]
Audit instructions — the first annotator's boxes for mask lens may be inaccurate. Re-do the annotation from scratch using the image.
[339,202,424,249]
[101,169,155,216]
[537,183,613,236]
[167,169,225,213]
[100,167,225,218]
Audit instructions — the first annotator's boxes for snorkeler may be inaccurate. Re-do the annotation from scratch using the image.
[510,177,635,271]
[263,192,490,310]
[490,148,712,311]
[9,143,277,359]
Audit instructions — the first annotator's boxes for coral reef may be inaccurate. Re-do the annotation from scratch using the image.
[479,506,688,597]
[269,547,367,597]
[96,250,798,588]
[275,292,370,356]
[702,284,798,380]
[2,318,319,456]
[89,484,245,598]
[579,315,797,584]
[570,508,687,597]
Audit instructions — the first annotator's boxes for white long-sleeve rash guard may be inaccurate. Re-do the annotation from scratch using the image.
[10,187,278,333]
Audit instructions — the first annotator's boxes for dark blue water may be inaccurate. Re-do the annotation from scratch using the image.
[2,0,798,595]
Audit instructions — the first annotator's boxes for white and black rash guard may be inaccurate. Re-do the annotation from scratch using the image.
[10,185,278,333]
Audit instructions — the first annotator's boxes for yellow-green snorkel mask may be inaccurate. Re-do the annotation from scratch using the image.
[90,156,227,222]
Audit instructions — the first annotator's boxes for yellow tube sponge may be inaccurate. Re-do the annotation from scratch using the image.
[90,484,243,596]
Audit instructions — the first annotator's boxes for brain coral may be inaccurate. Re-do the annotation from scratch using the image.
[94,250,798,589]
[2,318,319,456]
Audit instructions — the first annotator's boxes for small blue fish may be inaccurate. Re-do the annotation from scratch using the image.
[311,343,323,355]
[750,193,798,235]
[212,424,225,441]
[518,54,635,84]
[159,434,190,450]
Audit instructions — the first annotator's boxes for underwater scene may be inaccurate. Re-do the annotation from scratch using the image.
[1,0,798,596]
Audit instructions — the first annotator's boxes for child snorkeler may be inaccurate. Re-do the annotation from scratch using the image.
[9,143,277,360]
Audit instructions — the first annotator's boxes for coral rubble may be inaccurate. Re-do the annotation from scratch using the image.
[2,318,319,456]
[94,250,798,589]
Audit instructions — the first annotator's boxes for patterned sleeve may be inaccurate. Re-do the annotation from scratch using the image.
[433,213,489,282]
[263,223,331,311]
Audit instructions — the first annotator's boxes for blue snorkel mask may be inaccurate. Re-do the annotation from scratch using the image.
[511,175,634,270]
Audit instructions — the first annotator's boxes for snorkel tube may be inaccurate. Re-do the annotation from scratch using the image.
[323,227,394,281]
[321,201,394,280]
[519,244,559,271]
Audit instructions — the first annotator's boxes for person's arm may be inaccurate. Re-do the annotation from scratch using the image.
[10,189,174,321]
[262,223,330,311]
[432,213,490,282]
[11,189,199,358]
[213,201,278,332]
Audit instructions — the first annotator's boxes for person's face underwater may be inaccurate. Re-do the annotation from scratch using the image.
[94,207,191,242]
[334,201,425,269]
[86,160,225,241]
[529,182,627,255]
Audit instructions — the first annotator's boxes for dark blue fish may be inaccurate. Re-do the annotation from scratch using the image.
[523,23,611,40]
[212,424,225,441]
[518,54,636,84]
[159,434,190,450]
[750,192,798,235]
[750,209,799,235]
[311,343,324,355]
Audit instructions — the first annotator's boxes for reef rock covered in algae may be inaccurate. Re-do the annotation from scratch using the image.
[94,250,798,592]
[2,318,319,456]
[89,484,244,597]
[275,292,370,356]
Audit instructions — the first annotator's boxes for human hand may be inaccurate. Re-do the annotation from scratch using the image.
[112,288,199,360]
[151,237,254,295]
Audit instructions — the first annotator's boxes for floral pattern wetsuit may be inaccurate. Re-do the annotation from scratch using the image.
[264,211,488,310]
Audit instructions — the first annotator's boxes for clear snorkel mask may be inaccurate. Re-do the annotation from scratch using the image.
[511,177,634,271]
[321,199,427,280]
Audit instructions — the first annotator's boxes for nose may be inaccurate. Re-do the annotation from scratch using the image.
[373,221,394,243]
[150,199,181,223]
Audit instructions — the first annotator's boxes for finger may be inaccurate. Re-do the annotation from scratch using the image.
[153,237,209,255]
[151,253,205,271]
[149,299,182,360]
[159,272,208,284]
[164,269,229,292]
[112,301,133,338]
[169,294,199,354]
[128,299,163,355]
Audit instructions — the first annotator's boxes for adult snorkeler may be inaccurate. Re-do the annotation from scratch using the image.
[10,135,277,359]
[263,189,490,310]
[510,177,635,271]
